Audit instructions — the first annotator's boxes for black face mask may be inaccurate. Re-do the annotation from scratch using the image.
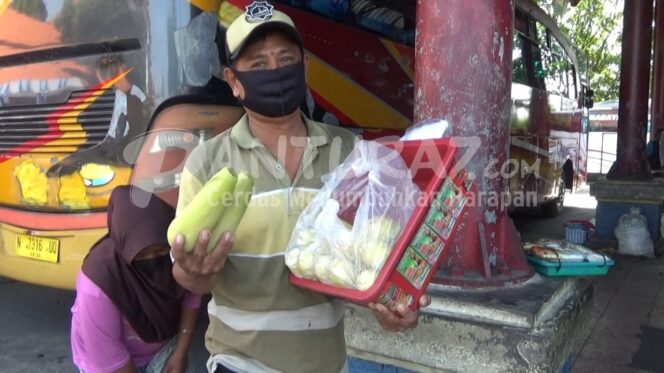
[132,255,171,274]
[232,61,306,118]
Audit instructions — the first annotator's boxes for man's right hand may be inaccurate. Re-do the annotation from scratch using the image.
[171,230,234,294]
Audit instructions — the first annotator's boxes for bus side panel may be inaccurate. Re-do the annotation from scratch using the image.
[222,1,589,210]
[0,221,107,289]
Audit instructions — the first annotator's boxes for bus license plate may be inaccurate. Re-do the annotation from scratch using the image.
[15,234,60,263]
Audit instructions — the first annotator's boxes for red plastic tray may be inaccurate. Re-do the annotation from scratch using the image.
[289,138,471,311]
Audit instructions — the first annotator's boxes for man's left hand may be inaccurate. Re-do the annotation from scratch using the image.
[368,295,431,332]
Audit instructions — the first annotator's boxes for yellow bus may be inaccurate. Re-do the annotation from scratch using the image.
[0,0,243,289]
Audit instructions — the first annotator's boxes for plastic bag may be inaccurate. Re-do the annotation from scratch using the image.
[400,119,449,141]
[285,141,420,290]
[615,207,654,257]
[174,12,221,87]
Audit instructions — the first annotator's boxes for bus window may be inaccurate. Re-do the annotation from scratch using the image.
[549,35,572,97]
[276,0,415,45]
[535,22,567,97]
[512,33,528,85]
[567,65,577,100]
[550,35,578,100]
[516,31,545,90]
[0,0,241,289]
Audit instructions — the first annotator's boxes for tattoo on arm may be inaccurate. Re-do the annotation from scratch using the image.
[197,111,220,117]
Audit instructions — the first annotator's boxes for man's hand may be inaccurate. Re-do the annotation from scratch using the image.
[171,230,233,294]
[368,295,431,332]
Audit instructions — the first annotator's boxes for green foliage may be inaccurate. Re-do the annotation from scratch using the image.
[10,0,47,21]
[538,0,623,102]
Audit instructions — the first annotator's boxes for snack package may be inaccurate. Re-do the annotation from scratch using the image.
[285,141,420,291]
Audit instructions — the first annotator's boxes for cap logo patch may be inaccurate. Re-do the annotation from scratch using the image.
[245,1,274,23]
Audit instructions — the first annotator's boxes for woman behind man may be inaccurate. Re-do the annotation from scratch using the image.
[71,186,201,373]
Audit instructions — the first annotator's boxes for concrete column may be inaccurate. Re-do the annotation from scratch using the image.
[653,0,664,137]
[607,0,655,180]
[414,0,531,285]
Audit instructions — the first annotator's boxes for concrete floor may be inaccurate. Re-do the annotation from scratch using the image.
[1,186,663,372]
[513,186,664,373]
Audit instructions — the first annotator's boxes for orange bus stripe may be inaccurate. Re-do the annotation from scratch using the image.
[0,207,107,231]
[0,0,9,17]
[306,53,411,130]
[381,39,415,81]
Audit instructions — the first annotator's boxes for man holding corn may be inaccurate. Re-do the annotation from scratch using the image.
[170,2,429,372]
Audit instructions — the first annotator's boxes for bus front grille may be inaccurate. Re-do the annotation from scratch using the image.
[0,89,115,154]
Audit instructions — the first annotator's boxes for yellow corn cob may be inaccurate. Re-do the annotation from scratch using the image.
[167,167,237,252]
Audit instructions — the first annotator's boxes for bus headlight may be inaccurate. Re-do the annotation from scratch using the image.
[79,163,115,187]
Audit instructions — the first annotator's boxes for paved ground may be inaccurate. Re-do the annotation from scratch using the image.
[514,186,664,373]
[1,186,663,372]
[0,278,210,373]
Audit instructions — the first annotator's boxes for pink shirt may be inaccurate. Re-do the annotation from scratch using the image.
[71,272,201,373]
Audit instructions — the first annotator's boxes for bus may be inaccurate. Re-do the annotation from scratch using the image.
[0,0,244,289]
[219,0,593,217]
[0,0,591,289]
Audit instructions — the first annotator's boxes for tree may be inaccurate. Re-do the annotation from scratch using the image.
[54,0,144,44]
[539,0,623,102]
[10,0,47,21]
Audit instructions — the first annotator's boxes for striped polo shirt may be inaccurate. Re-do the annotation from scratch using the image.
[177,113,357,372]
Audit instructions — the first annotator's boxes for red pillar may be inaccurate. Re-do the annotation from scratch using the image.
[607,0,654,180]
[415,0,532,286]
[653,0,664,137]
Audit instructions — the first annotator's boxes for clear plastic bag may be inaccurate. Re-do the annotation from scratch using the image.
[615,207,654,258]
[285,141,420,290]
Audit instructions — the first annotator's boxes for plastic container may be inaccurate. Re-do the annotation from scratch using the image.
[526,255,614,277]
[564,221,591,244]
[289,138,471,311]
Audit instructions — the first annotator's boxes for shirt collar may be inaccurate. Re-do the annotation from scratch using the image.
[230,112,331,150]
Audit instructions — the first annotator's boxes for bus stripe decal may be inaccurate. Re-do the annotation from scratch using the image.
[0,70,130,163]
[305,53,410,129]
[381,39,415,81]
[0,207,107,230]
[0,0,9,17]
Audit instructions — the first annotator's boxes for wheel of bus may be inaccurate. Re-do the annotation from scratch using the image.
[542,180,565,217]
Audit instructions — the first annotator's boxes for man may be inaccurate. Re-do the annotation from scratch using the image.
[647,128,663,171]
[170,3,429,372]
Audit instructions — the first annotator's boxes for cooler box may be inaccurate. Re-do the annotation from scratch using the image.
[526,255,614,277]
[289,139,472,311]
